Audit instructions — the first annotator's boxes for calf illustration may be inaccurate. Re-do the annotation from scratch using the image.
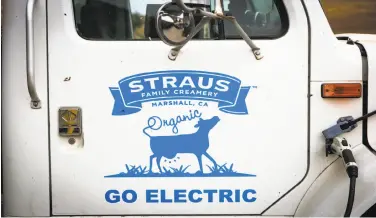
[143,116,220,173]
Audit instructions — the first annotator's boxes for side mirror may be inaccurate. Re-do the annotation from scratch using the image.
[155,0,263,61]
[155,2,196,46]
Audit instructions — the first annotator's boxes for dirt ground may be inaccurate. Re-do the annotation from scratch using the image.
[321,0,376,34]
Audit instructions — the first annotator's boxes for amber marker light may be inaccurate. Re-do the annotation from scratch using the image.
[321,83,362,98]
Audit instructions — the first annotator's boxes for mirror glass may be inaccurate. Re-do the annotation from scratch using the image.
[156,3,196,46]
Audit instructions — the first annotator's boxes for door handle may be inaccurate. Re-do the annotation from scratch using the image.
[26,0,41,109]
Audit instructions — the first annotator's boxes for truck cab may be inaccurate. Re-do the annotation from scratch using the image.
[2,0,376,217]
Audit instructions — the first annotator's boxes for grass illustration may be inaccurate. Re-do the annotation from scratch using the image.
[104,163,256,178]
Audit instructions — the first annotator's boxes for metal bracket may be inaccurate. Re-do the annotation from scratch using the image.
[325,138,334,157]
[30,100,42,109]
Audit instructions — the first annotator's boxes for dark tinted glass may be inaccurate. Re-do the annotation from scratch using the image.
[72,0,288,40]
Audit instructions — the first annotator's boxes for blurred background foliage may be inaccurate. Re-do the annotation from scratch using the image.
[321,0,376,34]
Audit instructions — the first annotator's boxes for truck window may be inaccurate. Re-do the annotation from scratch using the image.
[73,0,288,40]
[73,0,215,40]
[221,0,287,39]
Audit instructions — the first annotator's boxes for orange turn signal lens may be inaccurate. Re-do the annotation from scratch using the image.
[321,83,362,98]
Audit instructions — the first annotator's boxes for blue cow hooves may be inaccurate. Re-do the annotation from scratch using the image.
[195,171,204,175]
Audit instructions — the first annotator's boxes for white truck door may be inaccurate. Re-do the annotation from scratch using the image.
[48,0,309,215]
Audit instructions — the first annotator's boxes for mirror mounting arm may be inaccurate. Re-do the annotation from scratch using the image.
[225,16,263,60]
[166,0,263,61]
[168,16,212,61]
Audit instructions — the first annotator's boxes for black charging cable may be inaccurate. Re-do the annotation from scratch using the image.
[330,137,358,217]
[340,110,376,130]
[322,110,376,156]
[343,150,358,217]
[344,176,357,217]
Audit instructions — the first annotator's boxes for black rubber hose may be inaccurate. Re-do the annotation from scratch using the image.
[348,110,376,127]
[344,177,357,217]
[340,110,376,130]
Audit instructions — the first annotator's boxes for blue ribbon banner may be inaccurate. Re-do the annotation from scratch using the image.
[109,70,251,116]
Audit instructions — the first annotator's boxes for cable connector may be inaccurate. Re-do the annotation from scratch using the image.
[322,116,358,157]
[322,116,358,140]
[331,137,358,178]
[322,111,376,143]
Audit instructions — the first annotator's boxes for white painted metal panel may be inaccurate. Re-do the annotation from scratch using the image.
[263,1,365,215]
[363,42,376,150]
[263,82,363,216]
[295,143,376,217]
[2,0,50,216]
[48,0,308,215]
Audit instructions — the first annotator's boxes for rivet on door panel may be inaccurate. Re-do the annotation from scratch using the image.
[58,107,82,137]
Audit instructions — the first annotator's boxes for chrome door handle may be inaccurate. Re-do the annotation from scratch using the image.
[26,0,41,109]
